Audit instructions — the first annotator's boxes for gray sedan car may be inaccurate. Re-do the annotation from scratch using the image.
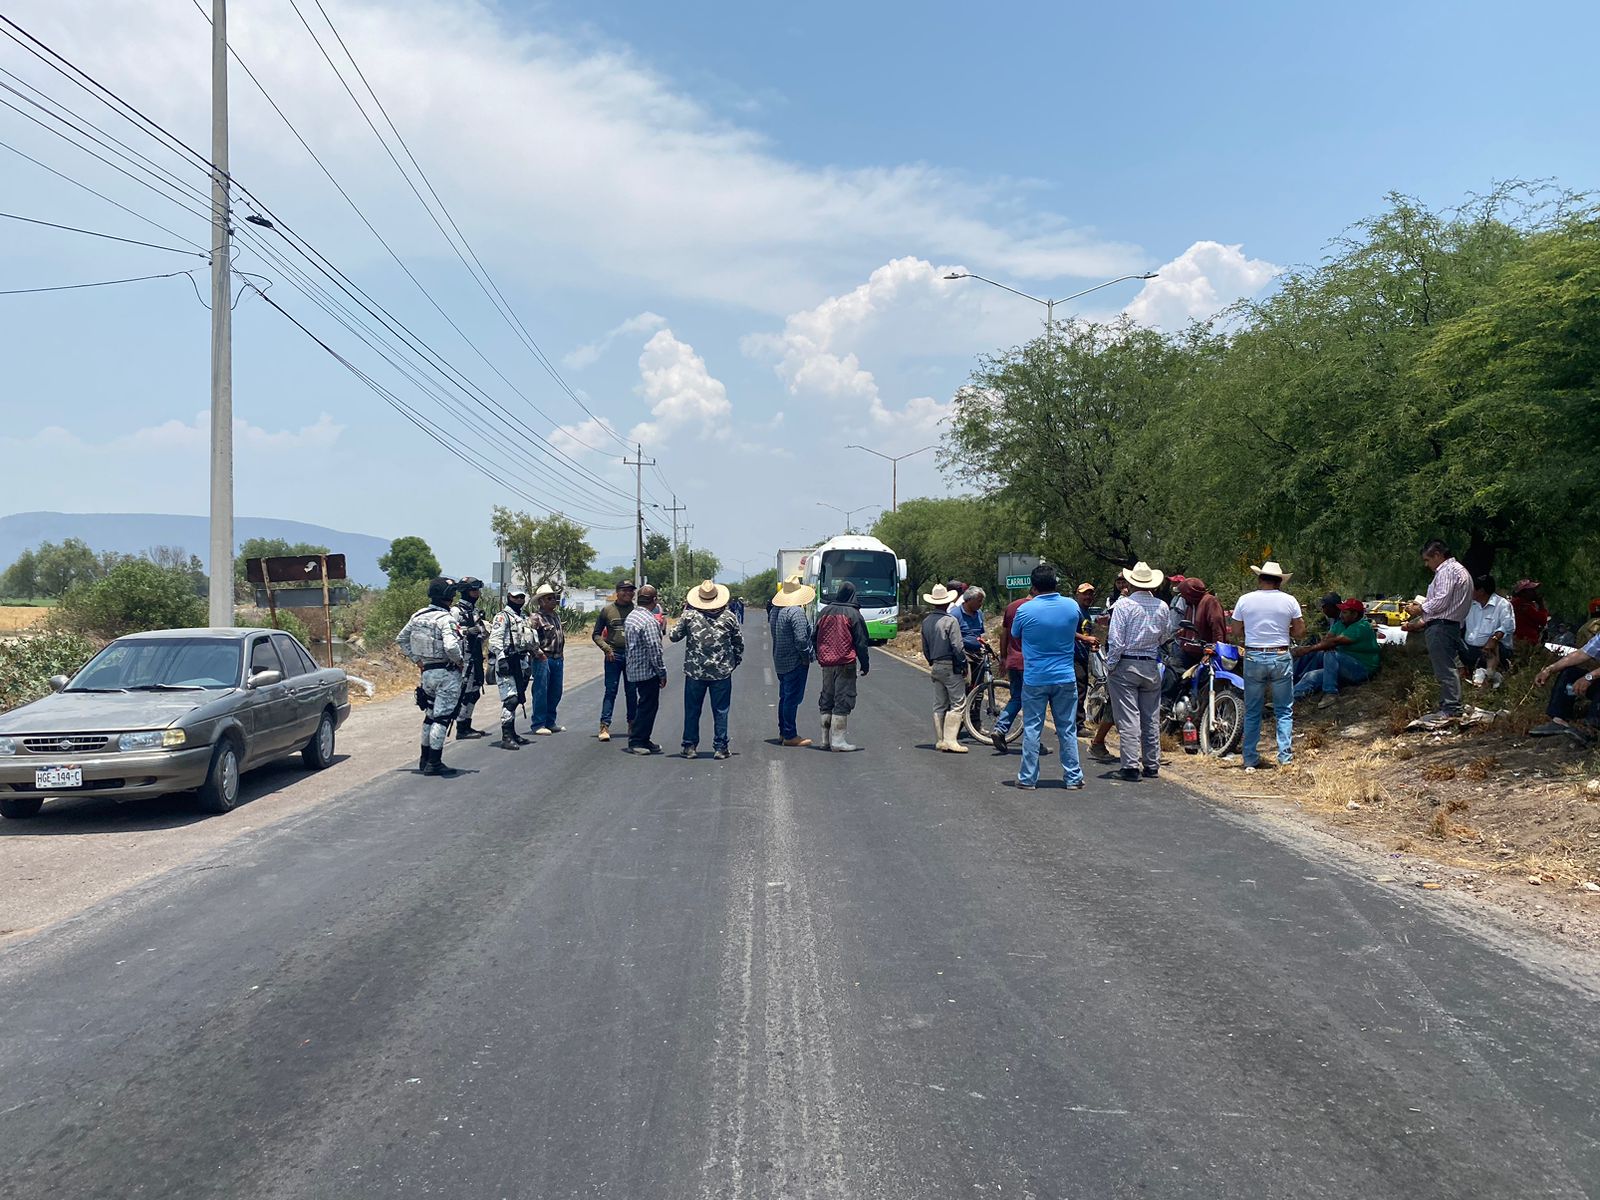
[0,627,350,820]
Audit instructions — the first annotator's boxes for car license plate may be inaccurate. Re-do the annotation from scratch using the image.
[35,765,83,789]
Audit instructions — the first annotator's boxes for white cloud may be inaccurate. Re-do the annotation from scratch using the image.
[1123,241,1280,330]
[562,311,668,369]
[631,330,731,444]
[4,1,1141,313]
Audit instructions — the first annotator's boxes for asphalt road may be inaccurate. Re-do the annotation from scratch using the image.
[3,620,1596,1199]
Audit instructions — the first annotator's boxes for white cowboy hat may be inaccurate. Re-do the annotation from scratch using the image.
[923,583,958,606]
[1249,560,1294,581]
[685,579,731,611]
[534,582,560,598]
[1121,561,1164,590]
[770,574,816,608]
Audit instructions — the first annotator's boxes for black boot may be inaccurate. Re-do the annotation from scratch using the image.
[418,745,430,772]
[456,720,487,740]
[423,747,460,778]
[496,724,520,750]
[510,726,532,746]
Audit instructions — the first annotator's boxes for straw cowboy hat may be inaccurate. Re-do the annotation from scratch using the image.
[923,583,958,606]
[534,582,560,598]
[771,573,815,607]
[1121,561,1164,590]
[685,579,731,611]
[1249,560,1294,581]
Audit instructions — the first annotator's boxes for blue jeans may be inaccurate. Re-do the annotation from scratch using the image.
[527,657,550,728]
[531,656,564,728]
[683,675,733,750]
[601,657,637,729]
[1293,651,1370,698]
[777,663,809,740]
[994,667,1024,735]
[1243,650,1294,767]
[1019,680,1082,788]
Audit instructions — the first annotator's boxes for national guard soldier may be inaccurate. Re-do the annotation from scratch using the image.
[396,576,466,778]
[488,585,534,750]
[452,577,490,740]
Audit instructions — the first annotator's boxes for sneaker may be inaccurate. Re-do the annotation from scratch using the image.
[1064,780,1085,790]
[991,727,1009,752]
[1243,765,1257,774]
[1529,721,1568,738]
[534,727,554,736]
[781,737,813,747]
[597,724,611,742]
[1316,694,1338,710]
[713,748,731,760]
[1089,744,1115,762]
[1014,780,1036,790]
[628,745,653,756]
[1470,667,1489,688]
[1117,767,1141,782]
[680,746,696,759]
[1489,673,1504,690]
[646,741,664,754]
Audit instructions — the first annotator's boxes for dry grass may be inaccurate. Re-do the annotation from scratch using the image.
[1420,761,1458,782]
[1463,755,1500,781]
[0,606,51,633]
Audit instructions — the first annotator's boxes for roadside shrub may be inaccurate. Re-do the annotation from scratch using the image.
[0,631,99,712]
[364,580,430,650]
[54,560,206,637]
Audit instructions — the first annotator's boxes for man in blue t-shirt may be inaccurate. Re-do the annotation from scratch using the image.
[1009,563,1084,790]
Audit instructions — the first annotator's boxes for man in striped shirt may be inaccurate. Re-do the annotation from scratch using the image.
[1403,539,1474,721]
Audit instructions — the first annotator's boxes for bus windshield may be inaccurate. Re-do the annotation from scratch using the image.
[819,551,897,607]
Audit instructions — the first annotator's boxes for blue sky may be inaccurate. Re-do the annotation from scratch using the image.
[2,0,1595,582]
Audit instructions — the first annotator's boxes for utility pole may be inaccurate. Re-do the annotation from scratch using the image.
[206,0,233,628]
[623,444,655,588]
[660,494,687,588]
[682,523,695,580]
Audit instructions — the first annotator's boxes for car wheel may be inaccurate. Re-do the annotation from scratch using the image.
[196,740,242,814]
[0,797,44,820]
[302,711,336,770]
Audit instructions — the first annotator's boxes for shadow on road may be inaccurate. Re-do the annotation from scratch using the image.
[0,755,351,836]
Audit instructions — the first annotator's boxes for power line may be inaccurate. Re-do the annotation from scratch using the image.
[0,209,209,257]
[0,137,205,251]
[0,14,636,518]
[294,0,635,456]
[0,268,197,296]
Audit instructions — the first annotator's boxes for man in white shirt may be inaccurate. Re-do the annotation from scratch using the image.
[1227,561,1306,771]
[1461,573,1516,687]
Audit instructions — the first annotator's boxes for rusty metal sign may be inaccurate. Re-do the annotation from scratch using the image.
[246,554,347,584]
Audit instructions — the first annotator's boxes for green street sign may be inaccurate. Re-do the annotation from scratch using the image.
[1004,574,1031,589]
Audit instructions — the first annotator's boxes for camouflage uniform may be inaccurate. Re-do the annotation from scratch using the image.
[396,603,465,757]
[452,590,489,737]
[488,599,534,744]
[669,607,745,755]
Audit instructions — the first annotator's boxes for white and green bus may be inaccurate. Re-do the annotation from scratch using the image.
[801,534,907,642]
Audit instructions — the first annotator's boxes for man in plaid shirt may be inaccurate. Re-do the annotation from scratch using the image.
[624,585,668,755]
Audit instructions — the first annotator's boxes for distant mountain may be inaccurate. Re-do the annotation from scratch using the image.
[0,512,393,587]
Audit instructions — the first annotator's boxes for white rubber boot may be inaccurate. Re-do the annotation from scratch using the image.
[940,712,969,753]
[934,715,949,750]
[820,713,833,750]
[829,715,858,752]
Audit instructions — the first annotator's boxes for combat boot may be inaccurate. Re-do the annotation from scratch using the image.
[496,724,520,750]
[422,747,461,778]
[418,744,430,772]
[511,727,532,746]
[456,720,487,740]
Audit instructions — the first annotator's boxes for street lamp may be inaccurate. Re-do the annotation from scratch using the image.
[943,270,1158,351]
[845,443,936,513]
[817,501,880,534]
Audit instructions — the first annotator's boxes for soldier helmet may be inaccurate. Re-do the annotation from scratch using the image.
[459,576,485,595]
[427,576,459,606]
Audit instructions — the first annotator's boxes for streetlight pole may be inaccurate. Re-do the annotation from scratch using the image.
[206,0,233,628]
[943,270,1159,353]
[817,501,879,535]
[845,443,935,513]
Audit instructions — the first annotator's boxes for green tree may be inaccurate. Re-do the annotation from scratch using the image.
[490,508,596,589]
[0,548,39,600]
[55,560,207,637]
[377,535,440,585]
[31,538,104,597]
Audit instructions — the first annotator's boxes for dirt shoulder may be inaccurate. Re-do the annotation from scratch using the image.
[0,643,605,943]
[881,633,1600,950]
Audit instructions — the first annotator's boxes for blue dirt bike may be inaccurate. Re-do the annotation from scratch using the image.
[1159,638,1245,757]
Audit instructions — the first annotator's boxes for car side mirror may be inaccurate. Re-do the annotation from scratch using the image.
[48,674,69,693]
[248,669,283,689]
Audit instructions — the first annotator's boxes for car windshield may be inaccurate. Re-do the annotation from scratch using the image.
[819,550,897,606]
[69,638,242,692]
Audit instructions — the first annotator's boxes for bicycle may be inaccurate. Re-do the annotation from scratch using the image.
[962,644,1022,745]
